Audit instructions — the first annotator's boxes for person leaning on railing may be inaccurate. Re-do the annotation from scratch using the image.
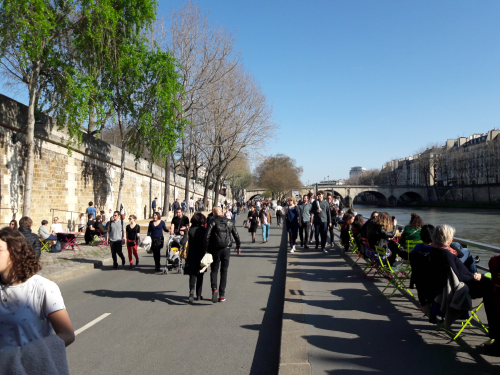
[429,224,499,355]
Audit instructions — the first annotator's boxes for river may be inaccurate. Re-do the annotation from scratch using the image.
[353,204,500,261]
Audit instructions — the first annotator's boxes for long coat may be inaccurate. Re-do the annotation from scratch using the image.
[184,225,207,276]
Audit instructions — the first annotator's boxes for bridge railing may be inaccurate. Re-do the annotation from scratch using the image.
[362,216,499,272]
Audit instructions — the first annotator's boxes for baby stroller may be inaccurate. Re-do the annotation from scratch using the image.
[163,234,185,274]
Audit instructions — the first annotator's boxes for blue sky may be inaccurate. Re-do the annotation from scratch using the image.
[160,0,500,183]
[3,1,500,184]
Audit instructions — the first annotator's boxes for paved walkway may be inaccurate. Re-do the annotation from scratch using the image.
[287,230,500,375]
[60,215,285,375]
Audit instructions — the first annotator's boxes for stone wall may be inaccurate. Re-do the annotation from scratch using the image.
[0,94,212,230]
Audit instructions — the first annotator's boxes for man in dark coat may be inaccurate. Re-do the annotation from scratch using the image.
[18,216,41,258]
[204,207,241,303]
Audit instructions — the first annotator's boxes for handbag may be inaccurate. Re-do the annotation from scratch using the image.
[243,219,250,229]
[180,241,189,259]
[200,253,213,268]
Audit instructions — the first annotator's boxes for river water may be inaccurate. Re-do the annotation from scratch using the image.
[353,204,500,261]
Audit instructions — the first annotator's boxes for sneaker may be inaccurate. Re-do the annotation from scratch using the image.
[218,296,226,302]
[212,289,219,303]
[189,294,194,304]
[323,248,327,253]
[289,248,295,253]
[196,295,203,301]
[136,259,139,265]
[304,245,309,249]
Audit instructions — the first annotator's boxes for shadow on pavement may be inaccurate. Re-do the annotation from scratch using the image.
[243,226,287,375]
[82,289,213,306]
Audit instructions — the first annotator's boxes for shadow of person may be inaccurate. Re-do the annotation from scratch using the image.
[84,289,191,305]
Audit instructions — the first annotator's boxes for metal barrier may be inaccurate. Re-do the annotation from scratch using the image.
[50,209,85,232]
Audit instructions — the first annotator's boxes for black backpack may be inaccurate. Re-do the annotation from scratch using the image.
[214,218,231,249]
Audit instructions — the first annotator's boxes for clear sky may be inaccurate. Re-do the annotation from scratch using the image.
[3,1,500,184]
[160,0,500,184]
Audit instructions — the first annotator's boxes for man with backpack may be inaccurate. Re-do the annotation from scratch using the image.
[205,207,241,303]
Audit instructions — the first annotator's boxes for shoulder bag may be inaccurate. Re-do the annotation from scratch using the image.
[180,240,189,259]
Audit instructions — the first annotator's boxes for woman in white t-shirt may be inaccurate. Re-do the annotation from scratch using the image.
[0,228,75,350]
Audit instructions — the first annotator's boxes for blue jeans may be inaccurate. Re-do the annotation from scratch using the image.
[233,214,238,224]
[262,224,270,241]
[450,242,477,273]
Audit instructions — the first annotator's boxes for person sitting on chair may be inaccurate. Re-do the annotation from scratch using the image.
[429,224,499,355]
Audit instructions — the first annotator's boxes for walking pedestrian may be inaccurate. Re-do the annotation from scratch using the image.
[181,200,187,213]
[152,197,158,213]
[205,207,241,303]
[232,203,240,224]
[108,211,126,269]
[147,212,169,272]
[184,213,207,304]
[275,202,283,227]
[170,208,189,247]
[119,200,127,216]
[259,203,272,243]
[0,228,75,355]
[224,207,233,220]
[172,198,181,212]
[310,191,332,253]
[285,197,300,252]
[247,205,259,243]
[326,193,338,246]
[18,216,41,258]
[78,213,85,232]
[9,220,18,230]
[298,195,312,249]
[86,201,97,219]
[126,215,140,268]
[189,196,195,214]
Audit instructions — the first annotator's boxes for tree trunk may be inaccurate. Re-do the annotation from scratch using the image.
[184,163,191,205]
[22,62,40,217]
[163,154,171,213]
[202,170,211,210]
[116,113,126,211]
[88,106,96,133]
[213,177,220,208]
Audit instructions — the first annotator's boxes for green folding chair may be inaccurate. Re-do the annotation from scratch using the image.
[40,239,51,252]
[348,231,362,267]
[375,246,414,300]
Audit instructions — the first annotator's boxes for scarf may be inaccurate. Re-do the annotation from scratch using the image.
[488,254,500,292]
[432,242,458,256]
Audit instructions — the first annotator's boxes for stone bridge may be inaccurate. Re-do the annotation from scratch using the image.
[244,185,431,207]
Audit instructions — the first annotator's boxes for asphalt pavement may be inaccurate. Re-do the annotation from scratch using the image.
[60,215,286,375]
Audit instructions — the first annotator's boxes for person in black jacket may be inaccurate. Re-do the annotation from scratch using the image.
[184,213,208,303]
[366,212,401,265]
[18,216,41,258]
[204,207,241,303]
[429,224,499,354]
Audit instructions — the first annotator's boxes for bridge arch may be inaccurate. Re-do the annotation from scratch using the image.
[248,194,263,201]
[351,190,388,207]
[397,191,424,205]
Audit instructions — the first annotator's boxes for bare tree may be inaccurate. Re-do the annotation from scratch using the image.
[150,2,240,207]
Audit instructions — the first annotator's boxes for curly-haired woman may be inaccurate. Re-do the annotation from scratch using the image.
[0,228,75,350]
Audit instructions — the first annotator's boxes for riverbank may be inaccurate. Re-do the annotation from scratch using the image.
[355,200,500,209]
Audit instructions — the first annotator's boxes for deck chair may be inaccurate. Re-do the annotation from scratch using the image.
[440,272,492,340]
[94,229,108,248]
[348,231,362,267]
[40,238,51,252]
[360,238,384,280]
[375,246,414,300]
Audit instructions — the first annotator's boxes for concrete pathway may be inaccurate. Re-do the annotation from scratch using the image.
[287,232,500,375]
[60,216,285,375]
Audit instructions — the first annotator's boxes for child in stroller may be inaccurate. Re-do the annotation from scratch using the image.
[163,234,185,274]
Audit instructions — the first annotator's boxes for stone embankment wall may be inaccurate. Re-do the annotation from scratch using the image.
[0,94,211,229]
